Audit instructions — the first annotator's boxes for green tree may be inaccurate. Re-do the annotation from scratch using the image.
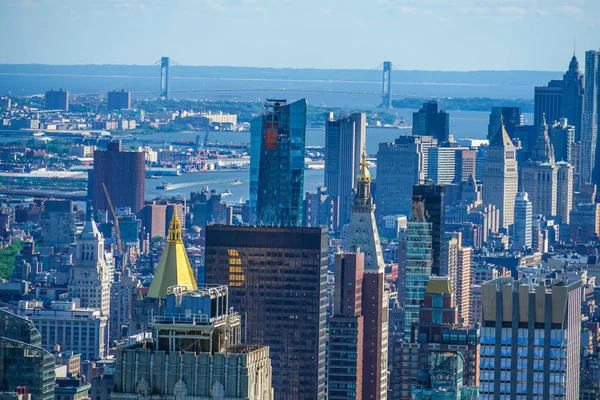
[0,241,24,279]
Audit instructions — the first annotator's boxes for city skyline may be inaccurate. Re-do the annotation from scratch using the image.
[0,0,599,71]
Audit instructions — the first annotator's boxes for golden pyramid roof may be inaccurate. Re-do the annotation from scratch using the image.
[147,212,198,299]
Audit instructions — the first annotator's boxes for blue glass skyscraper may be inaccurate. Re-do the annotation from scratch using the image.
[250,98,307,226]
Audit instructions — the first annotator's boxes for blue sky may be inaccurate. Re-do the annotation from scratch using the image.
[1,0,599,71]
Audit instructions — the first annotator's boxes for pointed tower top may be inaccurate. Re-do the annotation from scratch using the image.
[357,150,371,183]
[541,113,547,127]
[490,116,514,148]
[167,212,183,243]
[147,210,198,299]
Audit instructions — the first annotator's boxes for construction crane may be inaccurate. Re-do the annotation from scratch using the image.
[102,183,123,256]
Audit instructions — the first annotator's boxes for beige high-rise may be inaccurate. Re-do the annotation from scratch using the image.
[482,122,519,229]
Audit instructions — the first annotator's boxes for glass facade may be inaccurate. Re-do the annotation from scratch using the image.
[250,99,307,226]
[404,221,433,333]
[0,310,55,400]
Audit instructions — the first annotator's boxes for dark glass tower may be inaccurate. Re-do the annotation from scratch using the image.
[250,99,307,226]
[412,101,450,143]
[487,107,523,140]
[412,184,445,276]
[204,225,328,400]
[562,55,584,141]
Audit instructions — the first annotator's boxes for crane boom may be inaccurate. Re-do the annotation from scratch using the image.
[102,183,123,256]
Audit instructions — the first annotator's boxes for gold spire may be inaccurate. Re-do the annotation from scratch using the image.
[147,212,198,299]
[357,150,371,182]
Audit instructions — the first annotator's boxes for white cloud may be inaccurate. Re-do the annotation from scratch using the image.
[319,7,333,15]
[559,5,583,16]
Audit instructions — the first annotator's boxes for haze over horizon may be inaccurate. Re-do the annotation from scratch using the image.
[1,0,599,71]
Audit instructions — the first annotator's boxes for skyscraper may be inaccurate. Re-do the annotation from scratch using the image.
[344,152,389,399]
[250,99,307,226]
[549,118,575,163]
[92,141,145,214]
[520,116,558,218]
[205,225,328,400]
[482,121,518,229]
[40,200,77,246]
[562,55,584,141]
[376,136,437,220]
[534,80,563,129]
[325,112,366,225]
[107,89,131,111]
[68,207,111,319]
[413,101,450,143]
[557,161,574,225]
[0,309,56,400]
[412,184,445,275]
[45,89,69,111]
[328,252,365,400]
[487,107,523,140]
[582,50,599,185]
[479,277,581,399]
[513,191,532,250]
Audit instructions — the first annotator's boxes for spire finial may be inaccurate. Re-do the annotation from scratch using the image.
[87,203,94,222]
[167,211,182,243]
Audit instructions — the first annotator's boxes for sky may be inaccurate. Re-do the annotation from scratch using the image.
[1,0,599,71]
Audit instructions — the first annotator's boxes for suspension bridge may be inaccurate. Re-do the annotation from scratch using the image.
[100,58,407,108]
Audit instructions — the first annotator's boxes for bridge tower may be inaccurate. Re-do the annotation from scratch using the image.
[381,61,392,108]
[160,57,170,100]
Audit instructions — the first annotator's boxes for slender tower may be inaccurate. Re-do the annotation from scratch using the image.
[482,119,519,229]
[345,152,388,400]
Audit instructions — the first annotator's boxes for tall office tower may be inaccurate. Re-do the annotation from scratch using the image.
[582,50,600,185]
[92,141,145,214]
[328,253,365,399]
[325,112,366,225]
[109,268,141,342]
[112,285,273,400]
[45,88,69,110]
[482,121,519,229]
[487,107,523,140]
[412,184,445,275]
[520,117,558,218]
[205,225,328,400]
[513,192,533,250]
[534,80,563,128]
[441,232,471,324]
[344,153,388,399]
[40,200,77,246]
[456,237,472,325]
[562,55,585,141]
[557,162,574,224]
[392,277,480,400]
[572,142,582,189]
[479,277,582,399]
[303,186,340,232]
[398,221,433,333]
[147,213,198,300]
[550,118,575,163]
[68,208,111,318]
[107,89,131,111]
[412,101,450,143]
[376,136,437,220]
[454,148,476,182]
[427,146,458,184]
[0,309,56,400]
[250,99,307,226]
